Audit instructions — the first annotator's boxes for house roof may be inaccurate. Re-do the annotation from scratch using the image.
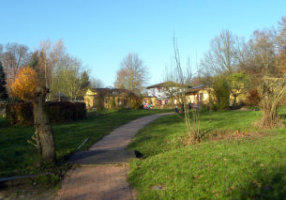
[146,81,189,89]
[87,88,135,96]
[185,84,208,95]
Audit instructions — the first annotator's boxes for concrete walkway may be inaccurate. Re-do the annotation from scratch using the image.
[57,113,171,200]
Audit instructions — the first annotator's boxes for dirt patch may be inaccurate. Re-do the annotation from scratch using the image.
[209,130,270,141]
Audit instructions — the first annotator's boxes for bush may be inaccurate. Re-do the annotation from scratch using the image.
[6,102,87,125]
[212,76,231,110]
[46,102,87,122]
[247,89,261,107]
[6,102,33,125]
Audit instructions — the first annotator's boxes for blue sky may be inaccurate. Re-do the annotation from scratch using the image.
[0,0,285,86]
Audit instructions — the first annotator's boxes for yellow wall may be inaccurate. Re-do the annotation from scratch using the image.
[230,93,248,105]
[84,89,137,110]
[84,95,95,109]
[186,89,210,104]
[142,88,249,108]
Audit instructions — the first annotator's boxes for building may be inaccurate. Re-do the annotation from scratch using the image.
[144,82,213,108]
[84,88,138,110]
[144,81,182,108]
[145,80,253,108]
[185,84,210,105]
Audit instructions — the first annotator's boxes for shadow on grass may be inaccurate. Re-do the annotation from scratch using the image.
[279,114,286,126]
[0,116,9,128]
[127,115,184,156]
[1,109,166,177]
[230,165,286,200]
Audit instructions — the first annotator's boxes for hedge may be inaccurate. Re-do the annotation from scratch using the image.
[6,101,87,125]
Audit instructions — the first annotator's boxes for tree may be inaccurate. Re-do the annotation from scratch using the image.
[200,30,239,75]
[51,55,82,101]
[114,53,148,94]
[255,17,286,128]
[240,28,280,80]
[11,66,56,163]
[212,75,231,110]
[277,17,286,74]
[199,31,243,101]
[80,71,90,89]
[173,37,201,143]
[11,67,40,100]
[1,43,30,95]
[162,65,182,105]
[259,76,286,128]
[0,61,8,101]
[39,39,66,89]
[79,70,90,98]
[198,17,286,128]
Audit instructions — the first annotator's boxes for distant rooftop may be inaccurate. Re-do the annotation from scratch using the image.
[88,88,135,95]
[146,81,183,89]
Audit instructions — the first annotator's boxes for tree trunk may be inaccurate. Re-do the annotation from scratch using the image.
[33,93,56,163]
[261,108,278,128]
[260,96,279,129]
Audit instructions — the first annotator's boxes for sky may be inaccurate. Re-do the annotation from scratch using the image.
[0,0,286,87]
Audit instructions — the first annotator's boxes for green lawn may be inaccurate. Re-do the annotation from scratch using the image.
[128,107,286,200]
[0,109,167,177]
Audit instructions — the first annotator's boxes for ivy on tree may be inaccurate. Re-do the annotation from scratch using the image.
[0,61,8,101]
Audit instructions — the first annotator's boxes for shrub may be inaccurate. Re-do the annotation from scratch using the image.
[6,102,33,125]
[247,89,261,107]
[6,102,87,125]
[212,76,231,110]
[46,102,87,122]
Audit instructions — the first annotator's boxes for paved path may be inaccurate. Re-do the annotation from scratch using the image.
[57,113,171,200]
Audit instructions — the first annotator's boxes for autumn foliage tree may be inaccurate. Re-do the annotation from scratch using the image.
[11,66,56,163]
[11,67,40,101]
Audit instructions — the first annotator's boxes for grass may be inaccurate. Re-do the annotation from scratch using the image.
[0,108,168,178]
[128,107,286,200]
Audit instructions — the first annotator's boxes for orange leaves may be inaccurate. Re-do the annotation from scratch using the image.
[11,66,41,102]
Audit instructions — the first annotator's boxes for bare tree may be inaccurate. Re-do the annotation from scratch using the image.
[173,37,201,143]
[259,76,286,128]
[278,16,286,47]
[277,17,286,74]
[200,30,239,75]
[114,53,148,94]
[255,18,286,128]
[51,55,82,101]
[246,29,279,77]
[39,39,66,90]
[1,43,30,94]
[36,40,87,101]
